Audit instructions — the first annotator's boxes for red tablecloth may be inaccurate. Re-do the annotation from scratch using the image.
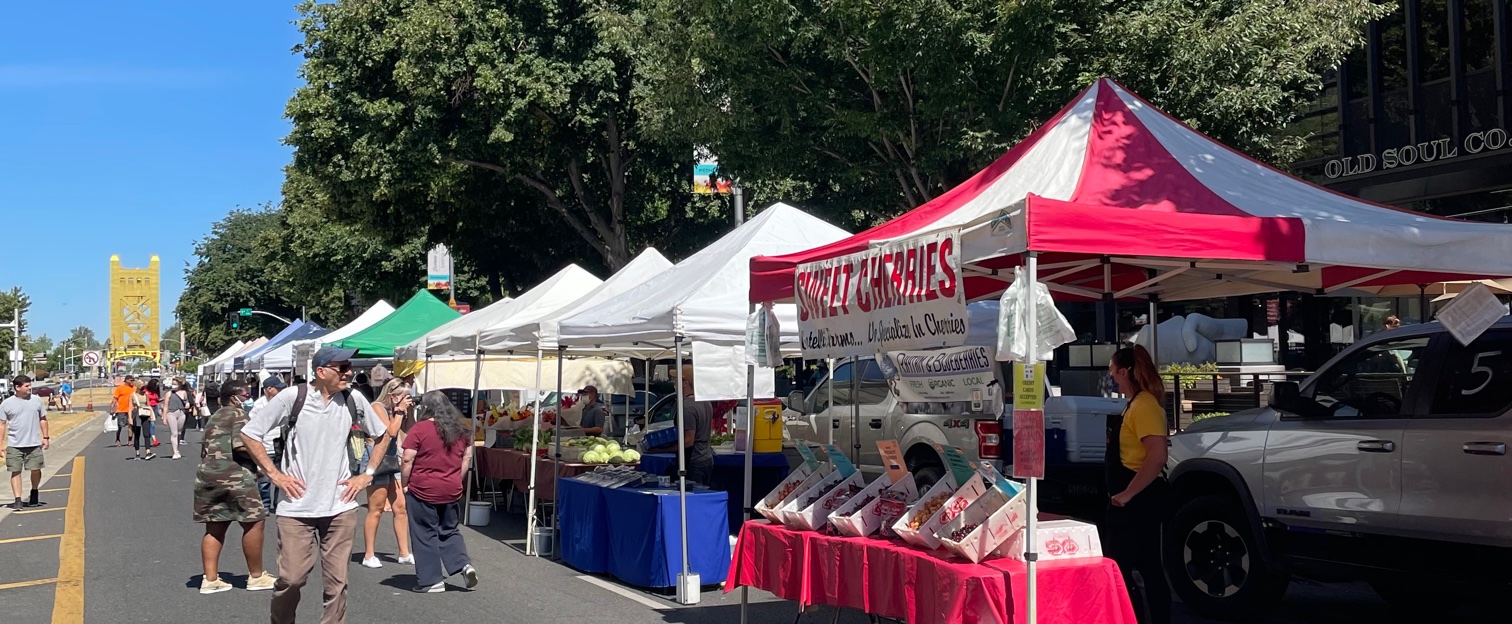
[473,447,599,500]
[727,520,1136,624]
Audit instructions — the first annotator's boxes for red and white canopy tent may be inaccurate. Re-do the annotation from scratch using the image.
[740,78,1512,623]
[752,78,1512,307]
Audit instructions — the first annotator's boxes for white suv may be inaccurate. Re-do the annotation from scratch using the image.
[1165,319,1512,619]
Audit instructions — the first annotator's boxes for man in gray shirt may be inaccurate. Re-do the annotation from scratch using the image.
[575,385,609,436]
[647,366,715,485]
[1,376,50,510]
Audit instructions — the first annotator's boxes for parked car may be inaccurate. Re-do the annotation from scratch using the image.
[1164,319,1512,619]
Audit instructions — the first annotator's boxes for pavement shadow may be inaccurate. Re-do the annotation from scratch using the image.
[376,574,477,593]
[184,573,253,589]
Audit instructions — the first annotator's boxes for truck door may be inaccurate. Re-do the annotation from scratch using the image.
[810,360,892,465]
[1399,330,1512,544]
[1263,334,1430,531]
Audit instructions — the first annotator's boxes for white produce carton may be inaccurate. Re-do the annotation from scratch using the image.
[894,473,987,550]
[996,519,1103,562]
[830,473,918,538]
[784,471,866,532]
[756,464,823,523]
[935,485,1031,563]
[777,467,845,528]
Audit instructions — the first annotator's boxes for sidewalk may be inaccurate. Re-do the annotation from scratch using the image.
[0,413,99,522]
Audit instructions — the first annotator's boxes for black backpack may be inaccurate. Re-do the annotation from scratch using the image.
[273,384,364,474]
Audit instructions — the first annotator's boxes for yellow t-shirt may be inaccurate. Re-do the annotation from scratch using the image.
[1119,392,1167,472]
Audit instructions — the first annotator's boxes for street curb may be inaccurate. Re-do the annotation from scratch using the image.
[0,414,102,523]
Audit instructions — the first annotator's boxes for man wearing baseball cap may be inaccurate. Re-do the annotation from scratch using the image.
[249,375,290,513]
[575,385,608,436]
[240,347,399,624]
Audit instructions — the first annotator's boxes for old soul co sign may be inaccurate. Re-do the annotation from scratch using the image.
[1325,128,1509,178]
[794,229,969,359]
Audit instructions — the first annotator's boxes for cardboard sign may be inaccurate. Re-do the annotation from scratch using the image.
[877,440,908,483]
[795,443,820,472]
[1012,408,1046,479]
[1012,363,1045,410]
[978,460,1023,497]
[823,443,857,477]
[935,444,977,487]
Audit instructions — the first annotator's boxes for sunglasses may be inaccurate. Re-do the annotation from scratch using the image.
[320,362,353,373]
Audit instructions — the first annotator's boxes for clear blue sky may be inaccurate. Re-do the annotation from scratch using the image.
[0,1,303,345]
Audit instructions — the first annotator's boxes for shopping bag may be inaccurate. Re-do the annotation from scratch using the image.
[996,266,1077,362]
[102,414,119,433]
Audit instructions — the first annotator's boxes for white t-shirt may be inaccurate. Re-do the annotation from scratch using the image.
[1,395,47,447]
[242,385,386,518]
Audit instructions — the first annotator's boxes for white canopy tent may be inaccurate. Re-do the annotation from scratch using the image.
[399,265,600,362]
[482,248,673,352]
[213,337,269,375]
[258,300,397,372]
[197,340,246,377]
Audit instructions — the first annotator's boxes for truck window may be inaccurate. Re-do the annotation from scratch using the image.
[1428,331,1512,417]
[815,360,890,411]
[1308,336,1430,418]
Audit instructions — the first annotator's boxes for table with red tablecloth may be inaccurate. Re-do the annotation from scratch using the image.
[473,447,601,501]
[727,520,1137,624]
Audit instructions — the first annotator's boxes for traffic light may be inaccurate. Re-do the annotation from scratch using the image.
[227,311,241,330]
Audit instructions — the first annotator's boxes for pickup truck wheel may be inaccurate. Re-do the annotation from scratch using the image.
[1164,494,1288,621]
[912,465,945,493]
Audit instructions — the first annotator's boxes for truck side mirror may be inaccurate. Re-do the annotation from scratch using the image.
[1270,381,1301,413]
[785,390,807,413]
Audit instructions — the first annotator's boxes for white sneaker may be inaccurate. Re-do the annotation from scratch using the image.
[361,557,383,569]
[460,564,478,589]
[396,554,414,565]
[200,578,233,594]
[413,581,446,593]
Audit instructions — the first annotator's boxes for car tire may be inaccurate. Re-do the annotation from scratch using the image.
[1164,494,1289,621]
[911,465,945,493]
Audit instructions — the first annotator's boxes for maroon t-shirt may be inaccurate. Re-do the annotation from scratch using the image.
[401,420,468,504]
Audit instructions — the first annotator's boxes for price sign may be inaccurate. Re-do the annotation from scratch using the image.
[1012,363,1045,410]
[1013,408,1046,479]
[877,440,907,483]
[823,443,857,477]
[935,444,976,486]
[794,443,820,472]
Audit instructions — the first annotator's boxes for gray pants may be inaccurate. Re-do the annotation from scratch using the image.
[405,493,471,586]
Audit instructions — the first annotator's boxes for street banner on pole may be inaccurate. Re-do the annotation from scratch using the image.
[795,229,968,359]
[426,244,452,290]
[693,147,731,195]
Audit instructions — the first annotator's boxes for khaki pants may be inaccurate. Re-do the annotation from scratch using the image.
[272,510,358,624]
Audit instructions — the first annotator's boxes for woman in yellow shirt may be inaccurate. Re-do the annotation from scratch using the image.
[1107,345,1170,624]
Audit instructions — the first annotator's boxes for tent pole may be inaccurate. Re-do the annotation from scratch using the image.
[826,358,835,446]
[526,347,545,556]
[1148,297,1159,370]
[850,360,860,464]
[464,337,483,524]
[675,336,694,604]
[1025,251,1040,624]
[552,346,566,560]
[740,305,757,624]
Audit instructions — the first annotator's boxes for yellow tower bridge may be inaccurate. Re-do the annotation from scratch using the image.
[108,255,161,364]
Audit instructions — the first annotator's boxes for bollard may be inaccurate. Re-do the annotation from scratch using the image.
[87,403,94,412]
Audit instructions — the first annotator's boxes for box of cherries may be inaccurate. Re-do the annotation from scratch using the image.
[830,472,918,538]
[892,472,987,550]
[755,463,818,523]
[935,476,1029,563]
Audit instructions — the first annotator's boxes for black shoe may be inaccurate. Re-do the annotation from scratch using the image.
[27,490,39,506]
[143,453,156,461]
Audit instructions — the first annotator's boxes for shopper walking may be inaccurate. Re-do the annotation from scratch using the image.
[194,379,277,594]
[112,375,135,447]
[401,391,478,593]
[240,347,394,624]
[249,376,287,514]
[361,383,413,569]
[1,376,50,510]
[1105,345,1171,624]
[145,378,163,448]
[167,379,193,459]
[130,382,157,460]
[59,378,72,413]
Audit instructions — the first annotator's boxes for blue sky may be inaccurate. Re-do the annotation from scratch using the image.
[0,2,303,344]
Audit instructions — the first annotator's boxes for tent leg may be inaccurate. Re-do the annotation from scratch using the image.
[826,358,835,446]
[675,337,696,604]
[464,342,484,525]
[552,346,565,560]
[1025,251,1040,624]
[740,337,756,624]
[526,348,545,556]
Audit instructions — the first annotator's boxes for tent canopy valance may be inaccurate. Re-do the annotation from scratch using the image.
[332,290,461,358]
[420,355,633,394]
[750,78,1512,306]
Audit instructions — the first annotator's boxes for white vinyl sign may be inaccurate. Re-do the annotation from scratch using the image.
[794,230,969,359]
[875,345,995,403]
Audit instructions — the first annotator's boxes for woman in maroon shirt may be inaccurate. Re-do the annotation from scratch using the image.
[400,391,478,593]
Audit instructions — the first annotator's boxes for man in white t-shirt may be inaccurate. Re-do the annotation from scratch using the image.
[1,376,50,511]
[241,347,395,624]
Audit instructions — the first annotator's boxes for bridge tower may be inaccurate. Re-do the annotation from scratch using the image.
[109,255,161,364]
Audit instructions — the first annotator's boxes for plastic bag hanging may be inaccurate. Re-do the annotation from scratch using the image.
[996,266,1077,361]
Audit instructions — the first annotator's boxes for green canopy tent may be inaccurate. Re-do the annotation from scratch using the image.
[329,290,462,358]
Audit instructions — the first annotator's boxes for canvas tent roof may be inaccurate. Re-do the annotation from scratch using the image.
[482,248,673,352]
[400,265,599,360]
[238,321,327,370]
[331,291,461,358]
[257,300,397,371]
[214,337,269,374]
[558,203,848,353]
[198,340,246,376]
[750,78,1512,305]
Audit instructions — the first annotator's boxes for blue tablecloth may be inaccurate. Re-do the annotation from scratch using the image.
[637,452,791,534]
[556,477,730,588]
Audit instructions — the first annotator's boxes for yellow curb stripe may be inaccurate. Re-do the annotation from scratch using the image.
[52,456,84,624]
[0,577,58,590]
[13,507,64,515]
[0,534,62,545]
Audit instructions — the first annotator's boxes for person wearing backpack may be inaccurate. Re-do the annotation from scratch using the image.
[240,347,396,624]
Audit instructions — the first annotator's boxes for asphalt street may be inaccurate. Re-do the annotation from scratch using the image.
[0,425,1483,624]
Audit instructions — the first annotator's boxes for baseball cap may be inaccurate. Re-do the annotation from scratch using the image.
[263,376,288,391]
[313,346,358,368]
[578,385,599,395]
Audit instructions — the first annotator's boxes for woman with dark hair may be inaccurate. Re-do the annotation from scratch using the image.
[400,391,478,593]
[145,378,163,449]
[130,382,157,461]
[193,379,276,594]
[1106,344,1171,624]
[167,379,193,459]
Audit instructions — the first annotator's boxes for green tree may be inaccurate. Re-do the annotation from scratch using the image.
[0,287,33,377]
[284,0,730,277]
[176,207,294,354]
[641,0,1387,223]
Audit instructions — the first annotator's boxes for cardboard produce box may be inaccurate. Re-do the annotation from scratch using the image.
[935,485,1031,563]
[785,471,866,532]
[996,519,1104,562]
[830,473,918,537]
[778,468,846,529]
[894,473,989,550]
[754,464,816,522]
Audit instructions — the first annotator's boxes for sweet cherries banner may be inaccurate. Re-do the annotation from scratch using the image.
[794,230,968,359]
